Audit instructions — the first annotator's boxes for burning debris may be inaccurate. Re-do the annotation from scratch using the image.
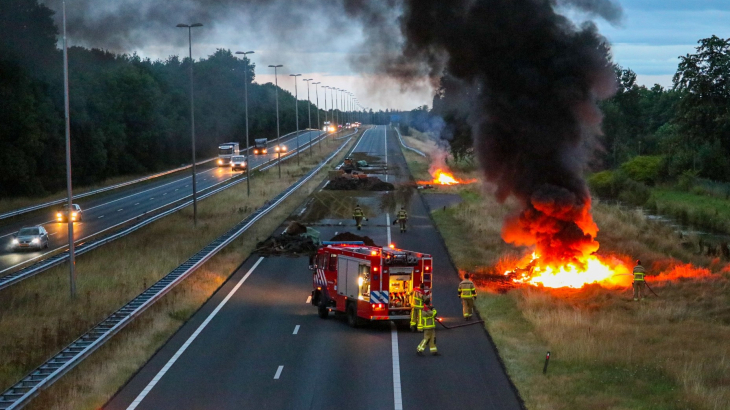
[419,169,477,186]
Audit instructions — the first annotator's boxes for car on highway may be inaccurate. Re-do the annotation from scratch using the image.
[56,203,83,222]
[11,226,49,251]
[230,155,247,171]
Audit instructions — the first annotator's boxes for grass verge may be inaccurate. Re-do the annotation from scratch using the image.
[0,130,361,410]
[649,188,730,235]
[403,148,730,410]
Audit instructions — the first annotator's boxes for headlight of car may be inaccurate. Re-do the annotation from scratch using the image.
[72,212,77,217]
[31,238,40,244]
[218,159,223,165]
[12,239,19,244]
[57,212,62,217]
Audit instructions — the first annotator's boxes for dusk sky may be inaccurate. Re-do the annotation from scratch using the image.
[55,0,730,111]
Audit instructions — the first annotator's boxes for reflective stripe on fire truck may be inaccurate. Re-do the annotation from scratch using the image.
[315,268,327,286]
[370,290,389,304]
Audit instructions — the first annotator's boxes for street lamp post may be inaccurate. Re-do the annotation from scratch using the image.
[313,82,321,151]
[235,51,254,196]
[176,22,203,227]
[290,74,301,165]
[62,1,76,297]
[268,64,283,178]
[303,79,313,156]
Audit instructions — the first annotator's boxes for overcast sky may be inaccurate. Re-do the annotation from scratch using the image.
[57,0,730,111]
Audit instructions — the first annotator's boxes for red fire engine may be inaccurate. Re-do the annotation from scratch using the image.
[311,241,433,327]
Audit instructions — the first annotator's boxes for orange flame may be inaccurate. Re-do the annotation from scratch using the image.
[507,252,633,289]
[420,169,477,186]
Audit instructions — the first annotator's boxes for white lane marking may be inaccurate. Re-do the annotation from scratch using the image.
[150,198,154,200]
[175,189,179,191]
[274,365,284,380]
[386,213,392,245]
[306,295,312,304]
[391,321,403,410]
[125,257,264,410]
[117,209,123,212]
[84,167,217,212]
[98,215,105,219]
[134,203,140,206]
[384,125,388,182]
[293,325,300,335]
[163,193,167,196]
[48,232,58,236]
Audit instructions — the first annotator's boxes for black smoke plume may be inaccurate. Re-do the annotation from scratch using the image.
[379,0,622,264]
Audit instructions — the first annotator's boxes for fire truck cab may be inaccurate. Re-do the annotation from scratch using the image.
[311,241,433,327]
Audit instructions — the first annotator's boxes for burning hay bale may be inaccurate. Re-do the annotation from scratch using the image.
[325,175,394,191]
[329,232,378,246]
[255,223,321,257]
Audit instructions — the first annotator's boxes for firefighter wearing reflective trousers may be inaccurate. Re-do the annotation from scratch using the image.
[458,273,477,319]
[353,205,365,230]
[397,207,408,233]
[633,260,646,301]
[417,299,438,356]
[410,283,425,331]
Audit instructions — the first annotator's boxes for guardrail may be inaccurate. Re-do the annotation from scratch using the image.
[394,126,427,157]
[0,130,359,410]
[0,129,321,222]
[0,130,338,292]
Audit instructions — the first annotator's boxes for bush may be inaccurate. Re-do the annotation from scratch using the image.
[620,155,665,185]
[677,169,698,191]
[588,170,616,198]
[617,179,651,206]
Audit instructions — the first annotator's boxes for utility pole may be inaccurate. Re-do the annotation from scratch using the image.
[235,51,254,196]
[176,22,203,227]
[303,79,313,156]
[62,1,76,298]
[290,73,301,165]
[313,82,321,151]
[269,64,283,177]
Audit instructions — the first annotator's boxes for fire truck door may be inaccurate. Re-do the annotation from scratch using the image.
[337,256,370,299]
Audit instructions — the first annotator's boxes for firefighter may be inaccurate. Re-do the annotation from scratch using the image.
[458,273,477,320]
[633,260,646,301]
[353,204,365,230]
[417,298,438,356]
[397,206,408,233]
[410,283,425,332]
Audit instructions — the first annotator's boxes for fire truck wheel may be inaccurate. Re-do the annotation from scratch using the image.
[317,299,329,319]
[346,303,360,328]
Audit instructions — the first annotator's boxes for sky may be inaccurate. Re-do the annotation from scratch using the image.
[55,0,730,111]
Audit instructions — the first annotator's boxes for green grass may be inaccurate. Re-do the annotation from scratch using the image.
[650,188,730,234]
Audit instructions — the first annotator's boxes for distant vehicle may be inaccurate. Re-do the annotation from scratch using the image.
[346,122,351,129]
[12,226,49,251]
[253,138,268,155]
[57,204,82,222]
[217,142,240,166]
[323,121,336,133]
[230,155,247,171]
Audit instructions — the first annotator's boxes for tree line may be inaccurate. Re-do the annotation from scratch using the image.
[0,0,365,197]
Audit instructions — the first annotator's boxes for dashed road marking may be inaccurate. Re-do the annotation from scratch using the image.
[98,215,105,219]
[135,203,140,206]
[274,366,284,380]
[306,295,311,304]
[293,325,300,335]
[117,209,123,212]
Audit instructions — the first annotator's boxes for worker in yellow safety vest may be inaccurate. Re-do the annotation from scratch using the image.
[633,260,646,301]
[397,207,408,233]
[417,299,439,356]
[458,273,477,320]
[353,205,365,230]
[410,283,425,332]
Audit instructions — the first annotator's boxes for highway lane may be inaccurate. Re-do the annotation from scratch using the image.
[0,130,324,277]
[104,126,522,410]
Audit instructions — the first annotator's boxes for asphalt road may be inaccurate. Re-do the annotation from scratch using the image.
[104,125,522,410]
[0,130,324,277]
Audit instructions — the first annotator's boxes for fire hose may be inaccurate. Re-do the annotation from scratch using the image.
[436,317,484,329]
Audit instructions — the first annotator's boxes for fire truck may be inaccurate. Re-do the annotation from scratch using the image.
[311,241,433,327]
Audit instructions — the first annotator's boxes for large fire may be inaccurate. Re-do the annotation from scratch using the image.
[420,169,477,186]
[506,252,632,289]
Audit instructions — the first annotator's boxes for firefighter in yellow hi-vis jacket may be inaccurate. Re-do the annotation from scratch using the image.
[417,299,438,356]
[353,204,365,230]
[410,283,425,332]
[397,207,408,233]
[633,260,646,301]
[458,273,477,320]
